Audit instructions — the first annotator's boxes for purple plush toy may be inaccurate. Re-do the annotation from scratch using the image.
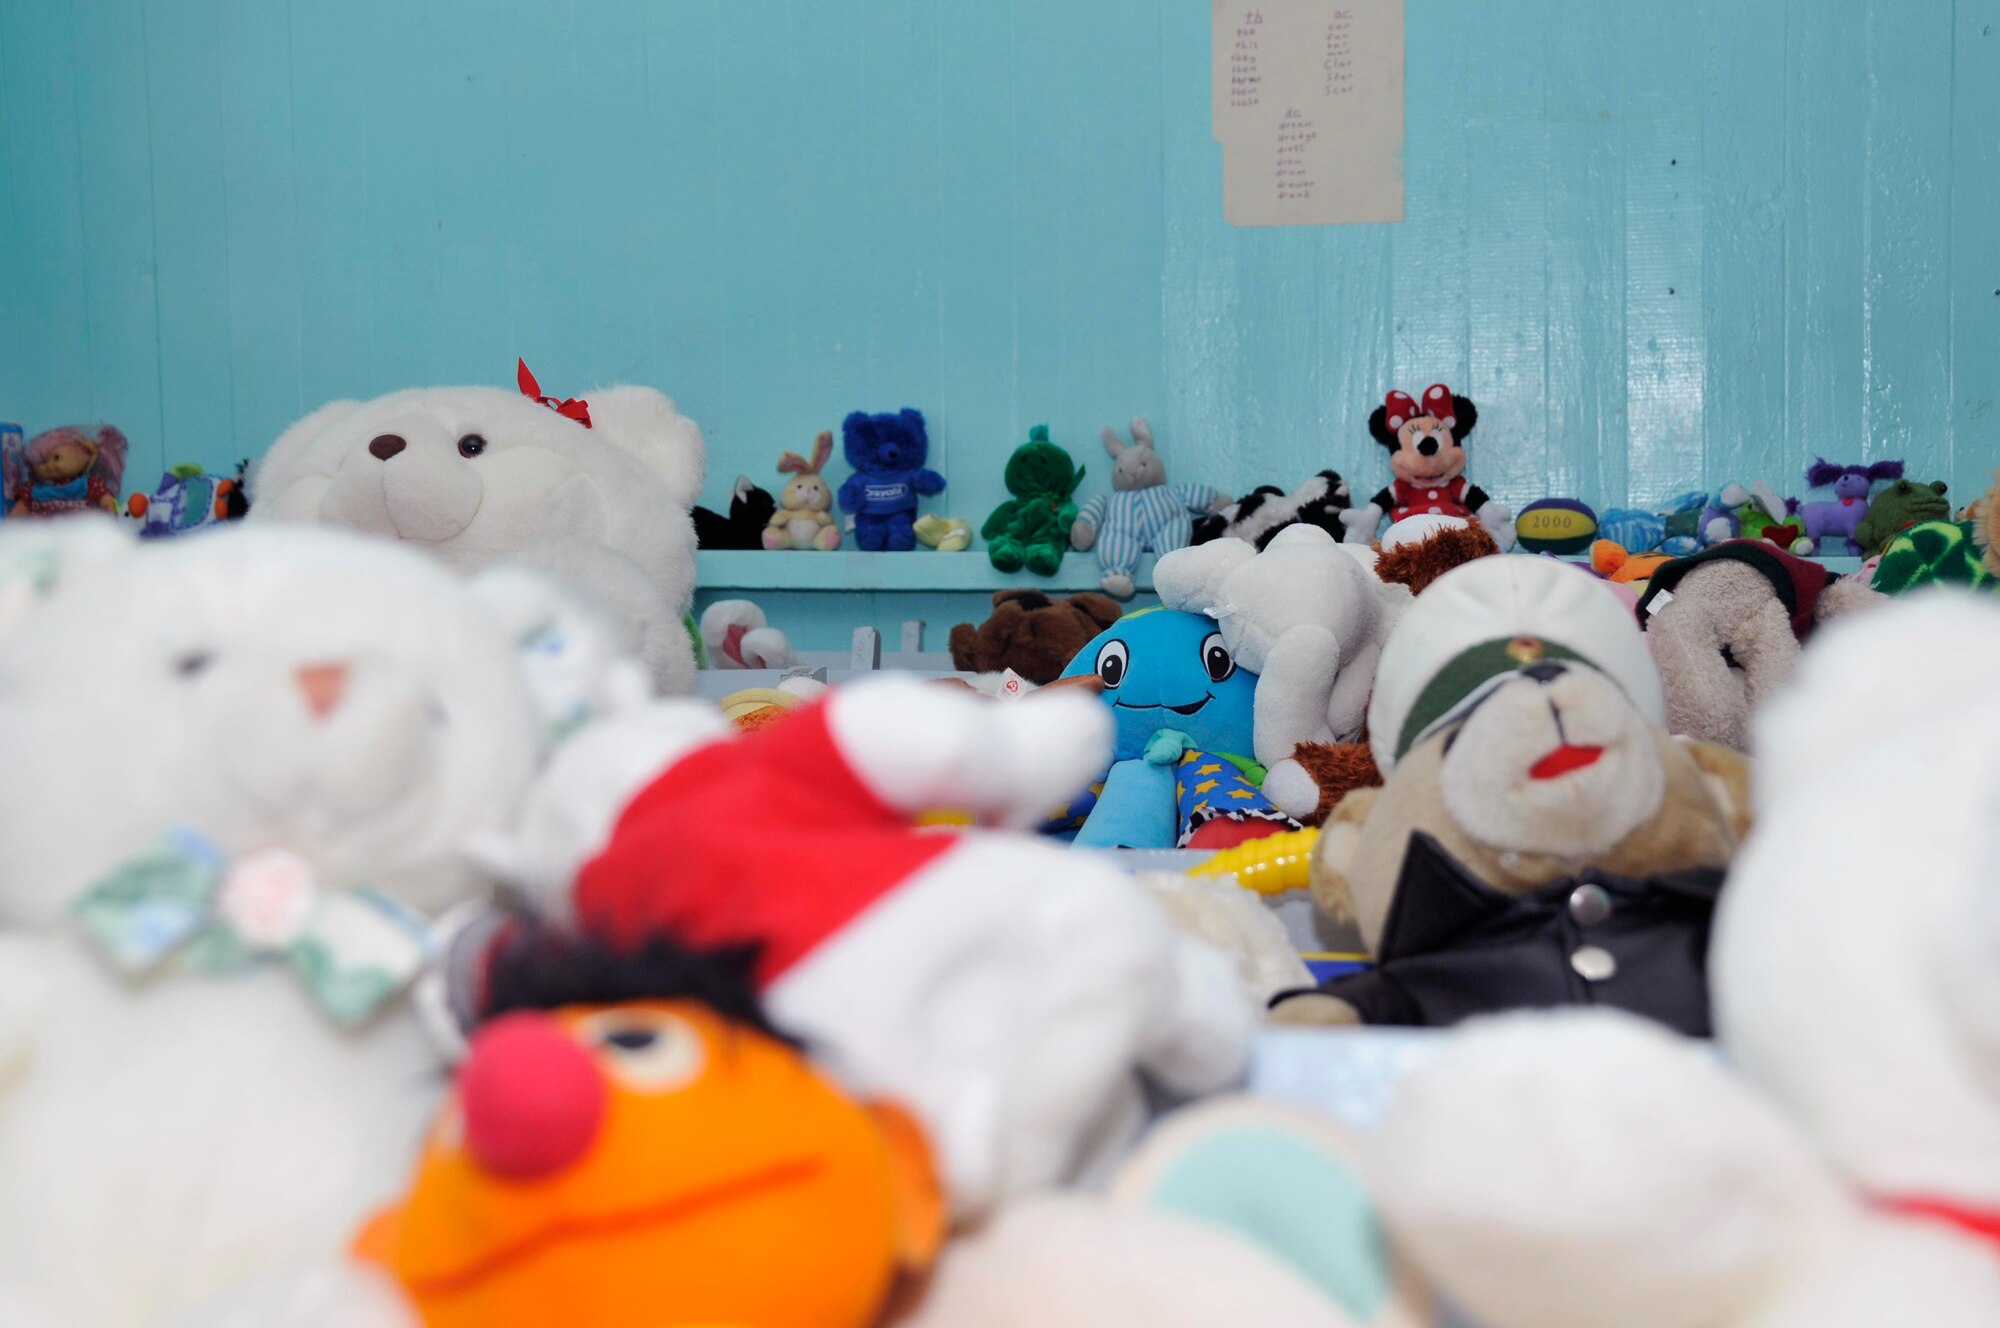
[1801,458,1903,556]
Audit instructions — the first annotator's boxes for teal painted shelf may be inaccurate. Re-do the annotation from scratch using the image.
[700,549,1863,594]
[697,551,1155,594]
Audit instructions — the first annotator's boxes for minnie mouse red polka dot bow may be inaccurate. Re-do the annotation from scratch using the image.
[1383,384,1458,431]
[516,359,593,429]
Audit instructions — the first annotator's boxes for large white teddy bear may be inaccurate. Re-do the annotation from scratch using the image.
[0,522,555,1328]
[1360,593,2000,1328]
[1154,524,1408,816]
[249,365,706,694]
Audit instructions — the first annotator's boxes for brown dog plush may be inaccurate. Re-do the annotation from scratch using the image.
[1273,657,1751,1034]
[948,590,1123,685]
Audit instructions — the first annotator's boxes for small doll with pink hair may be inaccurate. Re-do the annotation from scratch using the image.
[3,425,128,519]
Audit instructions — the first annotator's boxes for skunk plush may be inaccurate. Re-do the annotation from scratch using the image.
[693,476,778,550]
[1193,470,1350,549]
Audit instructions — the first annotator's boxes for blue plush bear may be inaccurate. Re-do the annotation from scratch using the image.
[838,408,946,551]
[1050,606,1288,849]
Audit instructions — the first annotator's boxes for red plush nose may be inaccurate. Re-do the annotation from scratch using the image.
[459,1012,607,1180]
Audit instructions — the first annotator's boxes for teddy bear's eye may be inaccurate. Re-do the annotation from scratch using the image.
[174,651,215,678]
[1200,632,1236,684]
[1095,640,1130,689]
[457,434,488,459]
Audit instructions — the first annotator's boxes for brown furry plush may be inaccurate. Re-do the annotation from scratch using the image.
[1282,739,1382,827]
[1373,522,1500,595]
[948,590,1122,684]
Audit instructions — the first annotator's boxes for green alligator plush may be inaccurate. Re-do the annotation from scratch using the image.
[1855,478,1951,558]
[983,426,1085,575]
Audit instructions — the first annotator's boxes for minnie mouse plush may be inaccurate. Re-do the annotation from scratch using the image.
[1341,384,1514,550]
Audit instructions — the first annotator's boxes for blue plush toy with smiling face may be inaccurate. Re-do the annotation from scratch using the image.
[1062,607,1259,761]
[1053,607,1272,848]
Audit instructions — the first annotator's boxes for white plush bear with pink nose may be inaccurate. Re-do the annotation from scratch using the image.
[0,521,557,1328]
[248,363,706,694]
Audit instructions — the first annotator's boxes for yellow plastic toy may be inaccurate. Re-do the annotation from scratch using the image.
[1188,828,1319,896]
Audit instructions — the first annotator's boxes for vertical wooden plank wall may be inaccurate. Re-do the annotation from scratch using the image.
[1,0,1994,640]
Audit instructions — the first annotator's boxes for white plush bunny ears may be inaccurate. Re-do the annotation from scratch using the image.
[1100,416,1155,457]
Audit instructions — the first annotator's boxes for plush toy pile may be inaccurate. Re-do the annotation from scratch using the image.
[13,363,2000,1328]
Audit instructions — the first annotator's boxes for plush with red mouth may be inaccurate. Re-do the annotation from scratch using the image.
[1270,556,1753,1033]
[1341,384,1515,550]
[355,927,946,1328]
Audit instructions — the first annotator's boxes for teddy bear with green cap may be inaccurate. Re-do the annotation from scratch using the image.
[982,426,1085,575]
[1271,555,1753,1032]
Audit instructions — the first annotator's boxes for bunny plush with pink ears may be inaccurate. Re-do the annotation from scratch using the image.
[764,431,842,551]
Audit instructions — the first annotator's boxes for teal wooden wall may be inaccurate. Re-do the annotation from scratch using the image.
[5,0,1998,645]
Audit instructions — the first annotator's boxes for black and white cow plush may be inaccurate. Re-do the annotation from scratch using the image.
[1193,470,1351,549]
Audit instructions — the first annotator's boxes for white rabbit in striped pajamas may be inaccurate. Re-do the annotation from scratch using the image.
[1070,418,1226,599]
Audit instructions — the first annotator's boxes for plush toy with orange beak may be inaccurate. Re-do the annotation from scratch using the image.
[357,927,946,1328]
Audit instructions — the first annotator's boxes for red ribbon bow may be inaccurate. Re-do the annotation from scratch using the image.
[517,359,592,429]
[1383,384,1458,431]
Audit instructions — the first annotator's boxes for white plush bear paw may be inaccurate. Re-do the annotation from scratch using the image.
[1101,571,1137,600]
[1262,758,1325,821]
[828,676,1113,827]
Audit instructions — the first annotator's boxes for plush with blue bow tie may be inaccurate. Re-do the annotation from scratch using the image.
[71,826,433,1028]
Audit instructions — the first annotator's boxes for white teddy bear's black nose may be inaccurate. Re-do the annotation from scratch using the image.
[369,434,407,460]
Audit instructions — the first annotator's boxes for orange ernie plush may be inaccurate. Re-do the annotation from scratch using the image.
[355,929,945,1328]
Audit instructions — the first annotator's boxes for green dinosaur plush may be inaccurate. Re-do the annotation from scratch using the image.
[1855,478,1950,557]
[1872,519,1994,594]
[983,426,1085,575]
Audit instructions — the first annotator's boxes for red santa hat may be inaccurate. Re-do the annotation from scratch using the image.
[572,697,955,986]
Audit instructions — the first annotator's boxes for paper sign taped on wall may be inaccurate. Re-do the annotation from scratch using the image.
[1212,0,1404,226]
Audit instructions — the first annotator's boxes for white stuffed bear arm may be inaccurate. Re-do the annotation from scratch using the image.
[1368,1010,1848,1328]
[1472,499,1516,551]
[824,679,1112,830]
[1250,626,1346,767]
[466,699,732,911]
[1338,501,1385,544]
